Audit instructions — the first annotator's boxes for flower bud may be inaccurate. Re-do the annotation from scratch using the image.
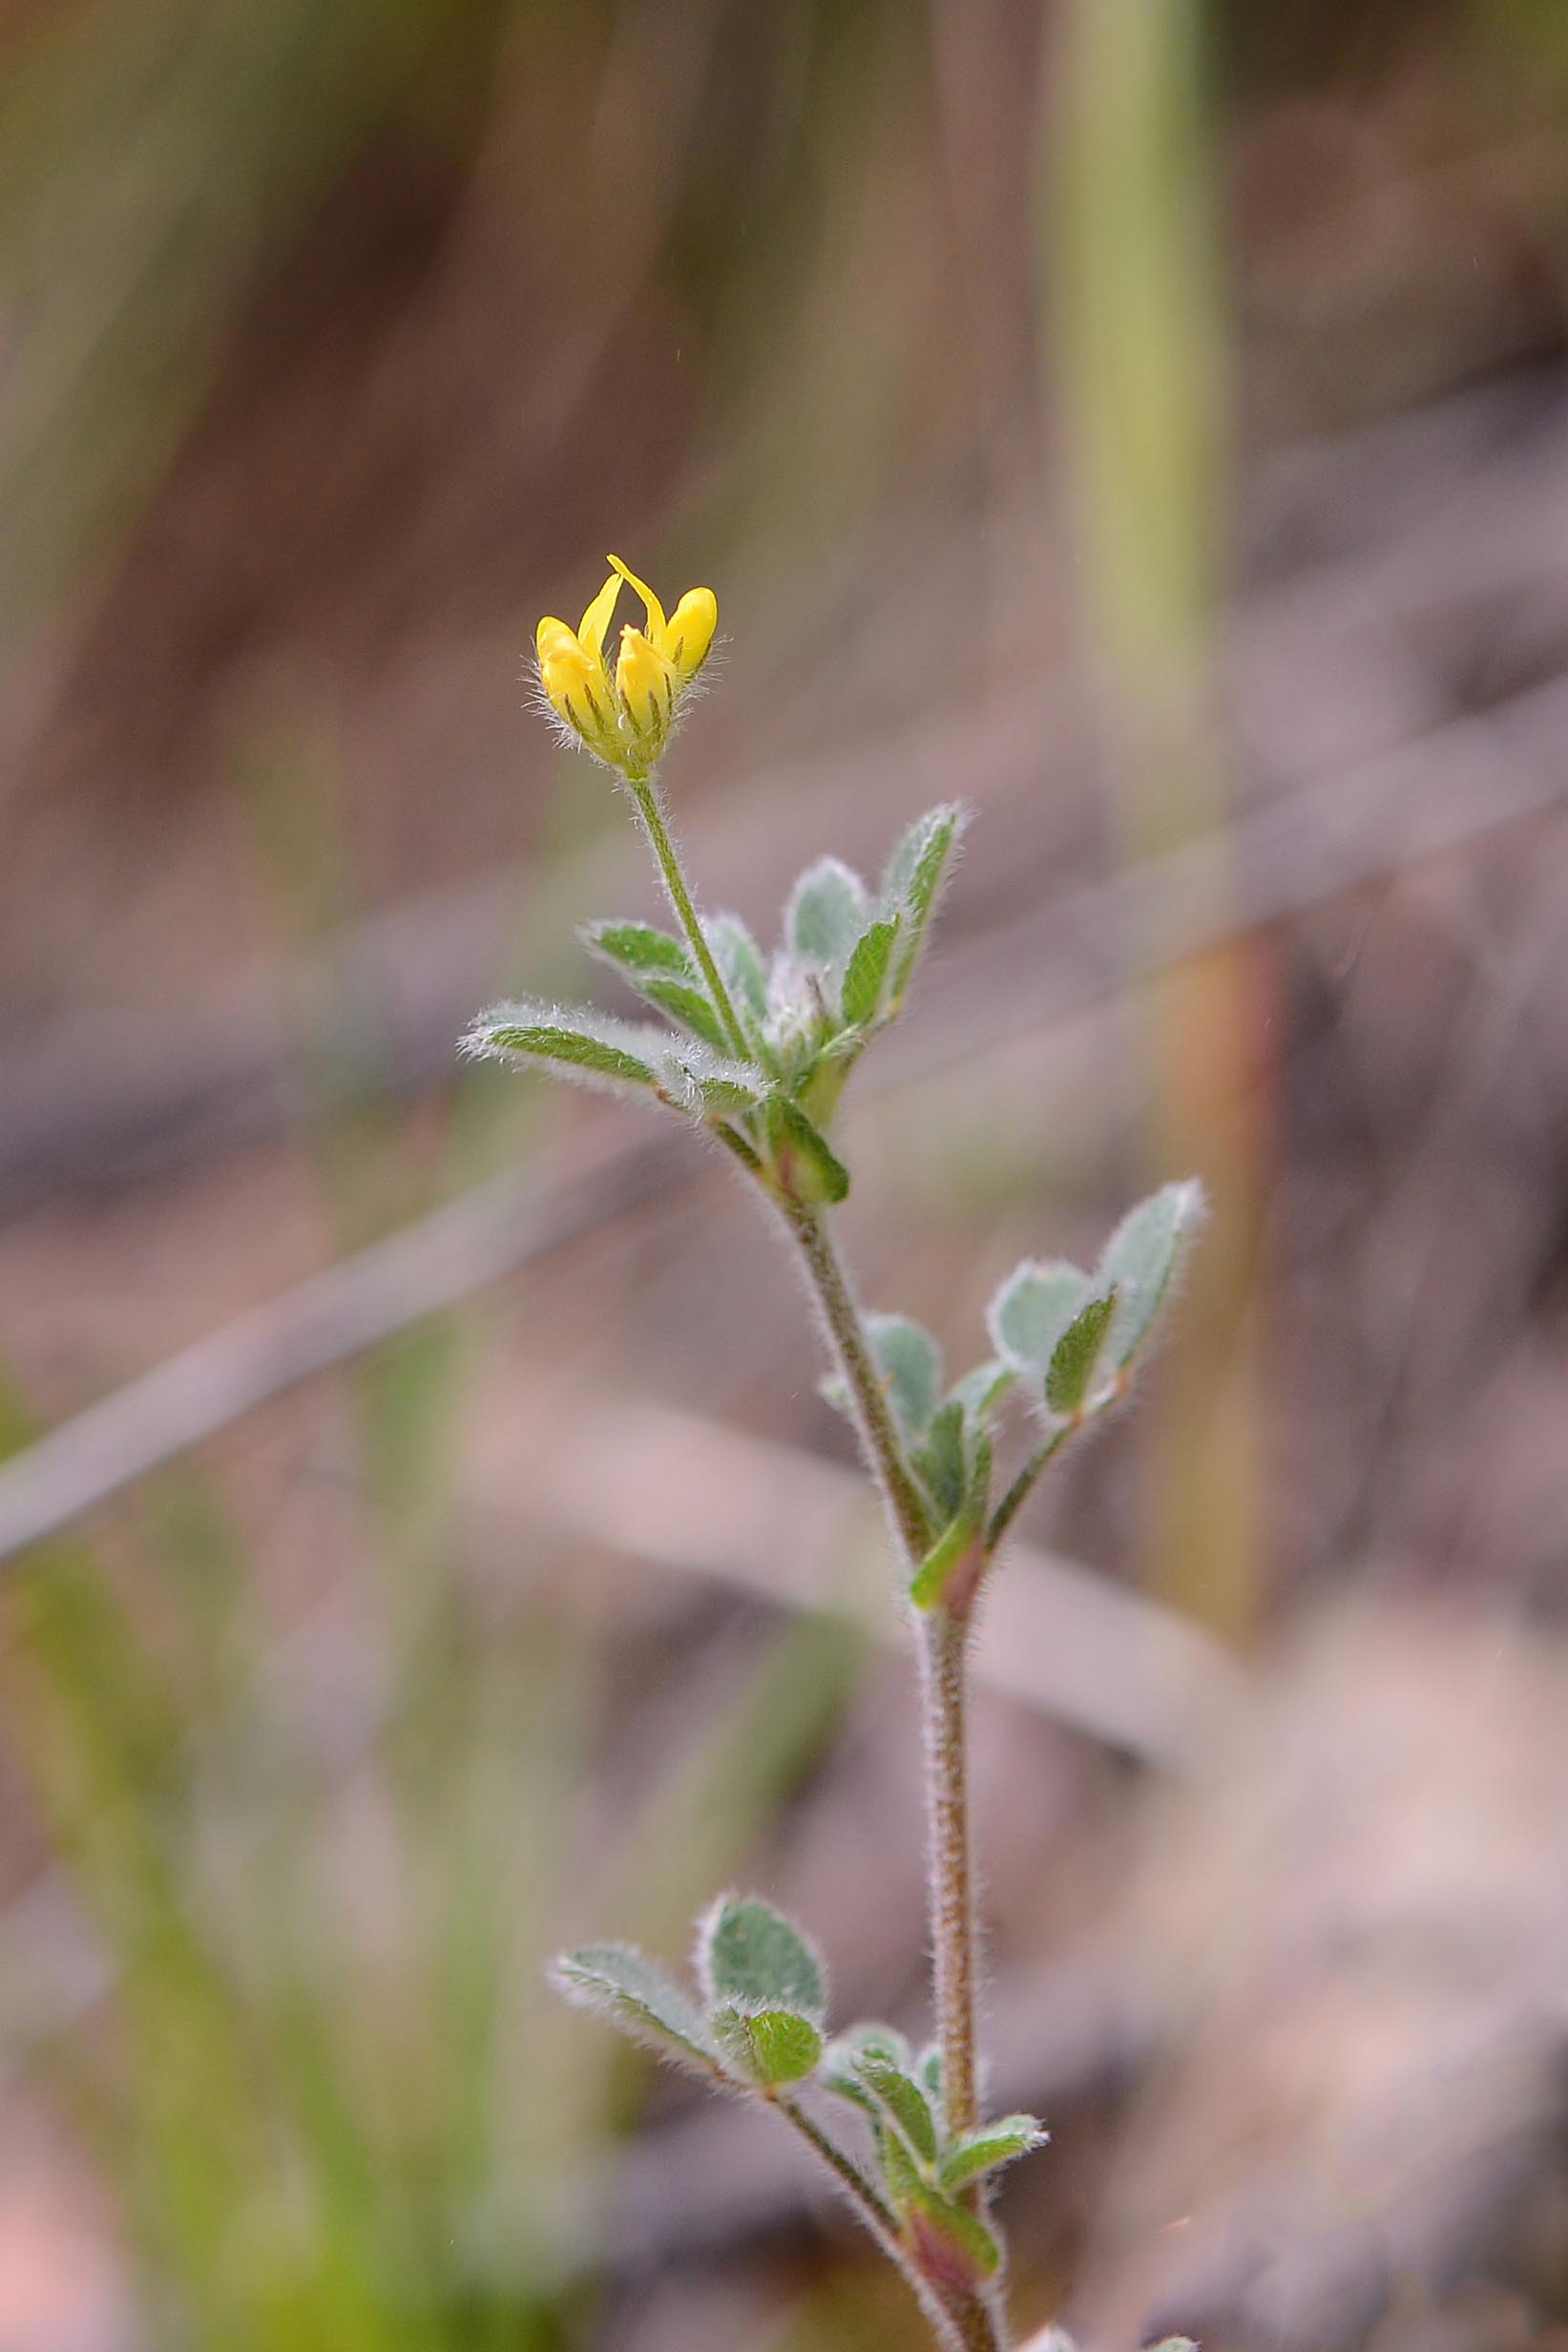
[537,620,618,763]
[616,625,676,761]
[665,587,718,684]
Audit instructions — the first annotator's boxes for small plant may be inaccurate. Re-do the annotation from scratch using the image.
[464,557,1204,2352]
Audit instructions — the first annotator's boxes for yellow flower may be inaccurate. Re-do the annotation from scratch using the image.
[535,556,718,776]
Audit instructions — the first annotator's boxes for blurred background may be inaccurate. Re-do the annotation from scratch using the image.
[3,1,1568,2345]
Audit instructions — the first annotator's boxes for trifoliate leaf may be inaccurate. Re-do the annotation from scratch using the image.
[705,914,770,1019]
[582,920,693,979]
[462,1002,663,1099]
[986,1258,1092,1376]
[698,1896,826,2020]
[866,1312,944,1445]
[855,2049,939,2162]
[841,915,900,1028]
[882,803,966,1006]
[1045,1290,1118,1417]
[711,2003,824,2087]
[936,2114,1049,2193]
[1098,1180,1205,1373]
[786,857,869,971]
[763,1095,850,1206]
[551,1945,717,2073]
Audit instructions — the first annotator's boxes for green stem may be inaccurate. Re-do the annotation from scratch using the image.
[628,773,752,1062]
[784,1208,932,1564]
[709,1118,766,1178]
[984,1426,1070,1556]
[773,2094,902,2246]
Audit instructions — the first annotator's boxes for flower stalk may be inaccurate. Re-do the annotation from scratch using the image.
[626,772,753,1063]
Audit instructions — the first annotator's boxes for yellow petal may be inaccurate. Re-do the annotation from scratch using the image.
[576,571,623,664]
[538,632,594,716]
[536,628,616,753]
[664,587,718,683]
[607,554,667,649]
[536,616,580,664]
[616,626,676,754]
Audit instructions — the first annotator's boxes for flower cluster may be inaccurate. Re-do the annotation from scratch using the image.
[535,555,718,777]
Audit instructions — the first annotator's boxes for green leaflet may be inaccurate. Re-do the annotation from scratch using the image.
[987,1257,1093,1375]
[880,2124,924,2210]
[763,1096,849,1206]
[945,1358,1015,1421]
[711,2003,824,2087]
[551,1945,717,2073]
[840,915,900,1027]
[904,2178,1002,2285]
[865,1312,943,1444]
[462,1002,663,1098]
[909,1499,982,1613]
[786,856,868,970]
[854,2049,938,2162]
[882,804,965,1005]
[1045,1290,1117,1417]
[822,2022,908,2115]
[911,1397,966,1522]
[635,974,732,1054]
[936,2113,1048,2193]
[917,2042,945,2122]
[1098,1179,1205,1371]
[704,913,770,1018]
[677,1056,763,1114]
[583,919,693,978]
[821,2057,881,2117]
[698,1896,826,2020]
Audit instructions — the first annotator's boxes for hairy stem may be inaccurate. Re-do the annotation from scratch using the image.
[950,2296,1006,2352]
[784,1208,932,1563]
[628,773,753,1061]
[919,1606,981,2141]
[630,782,1000,2344]
[773,2094,902,2247]
[782,1205,1003,2347]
